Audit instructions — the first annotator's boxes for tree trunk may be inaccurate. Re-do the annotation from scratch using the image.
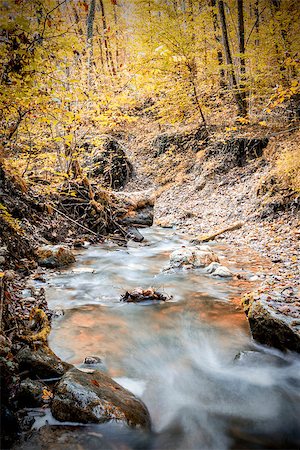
[99,0,116,76]
[209,0,226,89]
[113,2,119,70]
[254,0,259,46]
[218,0,247,116]
[237,0,247,109]
[86,0,96,86]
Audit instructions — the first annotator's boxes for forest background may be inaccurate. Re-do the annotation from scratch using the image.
[0,0,299,192]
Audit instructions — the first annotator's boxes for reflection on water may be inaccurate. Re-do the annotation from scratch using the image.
[46,227,300,449]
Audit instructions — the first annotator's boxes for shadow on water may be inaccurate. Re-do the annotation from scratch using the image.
[45,227,300,450]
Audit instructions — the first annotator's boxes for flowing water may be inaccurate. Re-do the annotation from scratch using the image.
[44,227,300,450]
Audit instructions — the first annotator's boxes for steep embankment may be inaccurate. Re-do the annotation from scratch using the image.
[122,121,300,351]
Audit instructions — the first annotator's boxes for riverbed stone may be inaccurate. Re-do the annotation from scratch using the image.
[16,345,72,379]
[168,246,219,270]
[205,262,233,278]
[242,292,300,352]
[51,367,151,429]
[36,247,75,269]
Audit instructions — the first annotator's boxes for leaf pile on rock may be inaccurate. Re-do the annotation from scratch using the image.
[121,288,172,303]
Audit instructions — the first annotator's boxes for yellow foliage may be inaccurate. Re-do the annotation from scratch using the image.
[276,144,300,192]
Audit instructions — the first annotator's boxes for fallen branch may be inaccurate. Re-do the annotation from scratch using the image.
[192,221,244,243]
[50,204,99,236]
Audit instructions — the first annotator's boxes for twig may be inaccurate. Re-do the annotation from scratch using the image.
[50,204,98,236]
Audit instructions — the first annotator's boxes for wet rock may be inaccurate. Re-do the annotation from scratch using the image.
[121,288,172,303]
[14,424,149,450]
[36,247,75,269]
[16,379,46,408]
[126,227,144,242]
[205,262,233,278]
[84,356,103,365]
[168,246,219,270]
[116,190,155,228]
[120,207,153,228]
[242,292,300,352]
[16,345,72,379]
[51,368,151,429]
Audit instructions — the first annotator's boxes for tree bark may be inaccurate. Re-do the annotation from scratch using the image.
[218,0,247,116]
[86,0,96,86]
[237,0,247,109]
[99,0,116,76]
[209,0,225,89]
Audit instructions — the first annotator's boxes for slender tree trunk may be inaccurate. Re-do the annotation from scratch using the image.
[113,2,119,70]
[218,0,246,116]
[99,0,116,76]
[254,0,259,46]
[86,0,96,86]
[209,0,226,89]
[237,0,247,109]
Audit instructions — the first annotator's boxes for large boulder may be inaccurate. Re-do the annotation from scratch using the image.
[16,345,72,379]
[51,368,151,429]
[242,292,300,352]
[167,246,219,270]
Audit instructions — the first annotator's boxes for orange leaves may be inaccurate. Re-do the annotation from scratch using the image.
[91,379,100,387]
[42,388,53,402]
[79,1,89,12]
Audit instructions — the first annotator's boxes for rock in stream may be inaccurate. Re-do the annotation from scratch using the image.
[51,368,151,429]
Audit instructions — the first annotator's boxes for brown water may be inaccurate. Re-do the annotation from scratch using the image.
[45,227,300,450]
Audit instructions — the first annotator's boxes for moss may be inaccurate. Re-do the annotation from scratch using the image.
[0,203,23,234]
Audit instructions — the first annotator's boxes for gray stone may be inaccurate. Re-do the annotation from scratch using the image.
[51,368,151,429]
[242,293,300,352]
[168,246,219,270]
[36,247,75,269]
[205,262,233,278]
[16,346,72,379]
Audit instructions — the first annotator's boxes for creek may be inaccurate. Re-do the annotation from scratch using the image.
[43,227,300,450]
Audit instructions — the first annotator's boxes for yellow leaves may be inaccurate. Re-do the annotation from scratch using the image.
[236,117,250,125]
[41,388,53,402]
[259,121,267,127]
[291,256,297,262]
